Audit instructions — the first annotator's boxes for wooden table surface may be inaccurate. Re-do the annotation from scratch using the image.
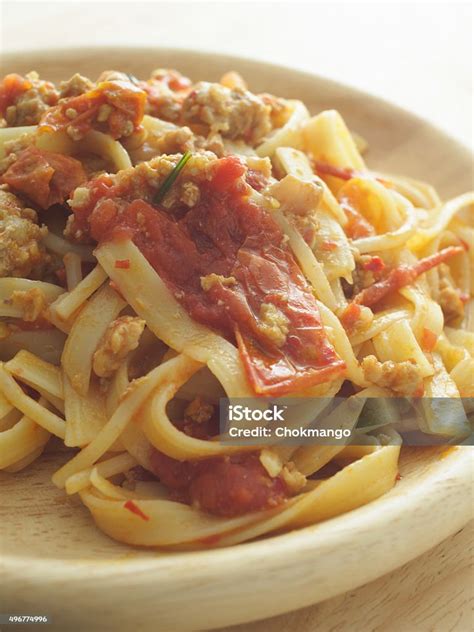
[221,522,474,632]
[1,3,473,631]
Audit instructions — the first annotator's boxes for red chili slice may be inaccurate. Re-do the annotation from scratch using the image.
[353,247,464,308]
[123,499,149,521]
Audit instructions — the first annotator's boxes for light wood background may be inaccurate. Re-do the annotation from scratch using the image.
[0,3,472,631]
[222,523,474,632]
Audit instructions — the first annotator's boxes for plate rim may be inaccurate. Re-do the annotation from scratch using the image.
[1,45,472,159]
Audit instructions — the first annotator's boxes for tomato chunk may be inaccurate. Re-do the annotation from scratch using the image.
[77,155,346,395]
[421,328,438,352]
[39,80,146,140]
[150,450,289,517]
[339,302,362,333]
[0,73,31,115]
[2,145,86,209]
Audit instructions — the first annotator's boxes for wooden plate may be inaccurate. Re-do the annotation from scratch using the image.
[0,48,473,632]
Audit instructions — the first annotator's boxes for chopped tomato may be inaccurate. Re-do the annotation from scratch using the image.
[85,156,345,396]
[421,328,438,352]
[2,146,86,209]
[0,73,31,115]
[162,72,191,92]
[361,255,385,273]
[39,80,146,140]
[150,450,289,517]
[339,302,362,333]
[353,247,464,308]
[136,71,192,121]
[146,69,192,92]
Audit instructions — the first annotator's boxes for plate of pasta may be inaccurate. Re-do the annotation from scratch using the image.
[0,48,472,631]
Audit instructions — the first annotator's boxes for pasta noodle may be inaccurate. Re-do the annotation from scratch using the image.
[0,65,471,550]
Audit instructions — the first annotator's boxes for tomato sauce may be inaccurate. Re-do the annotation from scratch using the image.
[2,146,86,209]
[149,409,290,517]
[39,80,146,140]
[150,450,289,517]
[78,156,346,395]
[361,255,385,273]
[139,71,192,116]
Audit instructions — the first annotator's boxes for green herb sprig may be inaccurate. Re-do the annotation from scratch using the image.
[126,73,140,86]
[154,151,192,204]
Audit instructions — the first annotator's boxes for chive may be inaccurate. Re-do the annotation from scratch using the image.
[126,73,140,85]
[154,151,192,204]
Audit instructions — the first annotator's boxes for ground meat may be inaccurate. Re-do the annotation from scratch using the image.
[176,399,218,440]
[9,287,47,321]
[270,174,323,215]
[220,71,248,91]
[0,132,35,175]
[39,79,146,141]
[343,254,386,298]
[67,151,217,240]
[150,126,196,154]
[96,70,131,83]
[183,397,214,424]
[129,124,225,164]
[438,263,465,323]
[150,451,289,517]
[92,315,146,377]
[140,69,191,122]
[280,462,307,493]
[59,73,95,98]
[269,174,322,246]
[361,354,424,396]
[182,82,272,145]
[259,92,292,128]
[0,188,49,278]
[0,71,59,126]
[257,302,290,347]
[200,273,237,291]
